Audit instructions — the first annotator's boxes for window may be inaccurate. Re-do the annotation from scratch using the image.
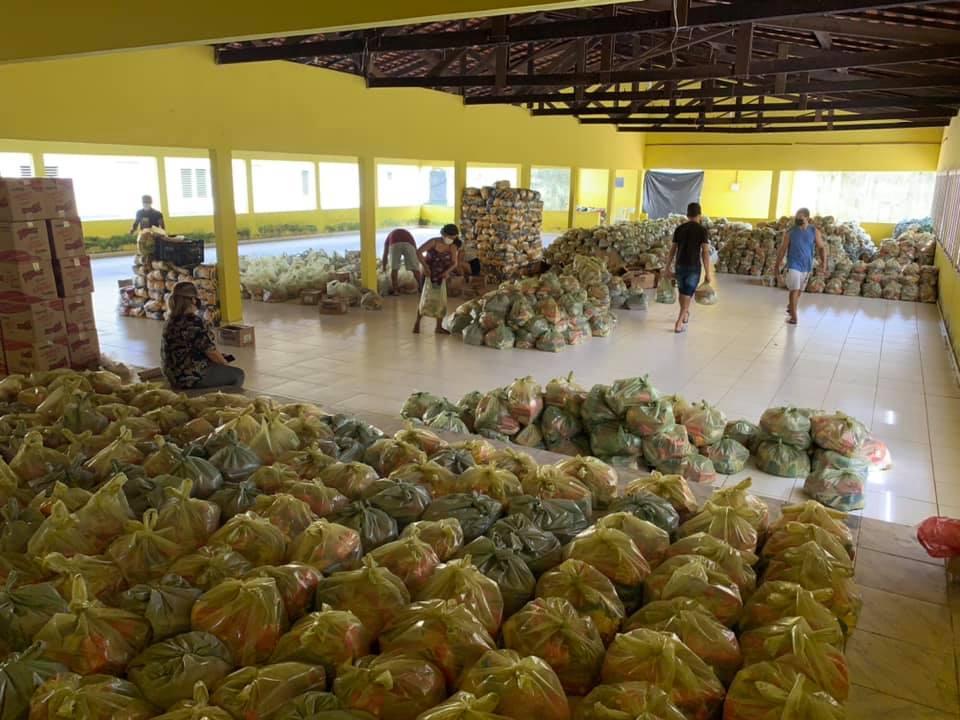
[318,162,360,210]
[43,153,160,220]
[0,152,34,178]
[232,159,249,214]
[531,167,572,211]
[467,165,519,188]
[251,159,316,212]
[791,171,936,223]
[422,165,454,206]
[165,157,213,217]
[378,164,424,207]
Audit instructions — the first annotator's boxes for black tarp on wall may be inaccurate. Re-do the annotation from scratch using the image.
[642,170,704,218]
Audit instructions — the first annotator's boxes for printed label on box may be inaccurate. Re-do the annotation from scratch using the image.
[0,179,45,222]
[46,219,85,258]
[3,339,69,373]
[41,179,78,219]
[0,298,66,343]
[65,324,100,369]
[54,256,94,297]
[0,221,52,262]
[0,260,58,299]
[63,294,95,326]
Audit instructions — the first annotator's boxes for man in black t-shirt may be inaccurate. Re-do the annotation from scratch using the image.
[130,194,165,234]
[665,201,713,333]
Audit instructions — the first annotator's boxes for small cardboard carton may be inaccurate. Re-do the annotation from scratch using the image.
[41,179,78,219]
[54,255,94,297]
[65,322,100,369]
[46,218,86,258]
[319,298,349,315]
[301,290,323,305]
[218,324,255,346]
[0,221,51,261]
[63,294,96,326]
[0,259,57,299]
[624,270,659,290]
[0,297,66,344]
[3,338,69,374]
[0,179,45,222]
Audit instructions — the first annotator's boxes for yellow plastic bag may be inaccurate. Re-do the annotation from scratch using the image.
[35,576,151,675]
[501,597,605,696]
[535,558,624,646]
[623,472,699,523]
[151,681,234,720]
[155,479,222,551]
[282,480,349,518]
[333,651,447,720]
[521,465,592,511]
[723,661,844,720]
[708,478,769,532]
[27,500,98,558]
[364,439,428,477]
[249,414,302,464]
[117,574,202,642]
[763,541,861,633]
[127,630,234,708]
[287,519,363,574]
[0,578,67,654]
[320,462,379,500]
[390,462,459,498]
[417,692,512,720]
[455,465,523,506]
[575,682,686,720]
[41,552,125,603]
[107,509,186,584]
[380,599,496,688]
[489,448,539,486]
[314,557,410,637]
[211,663,327,720]
[10,432,69,483]
[624,597,743,685]
[762,521,853,565]
[739,581,842,636]
[367,535,441,593]
[601,628,725,720]
[664,533,758,598]
[678,502,759,554]
[770,500,854,559]
[415,557,504,636]
[250,464,300,494]
[401,519,464,561]
[394,423,446,456]
[168,544,253,591]
[595,512,670,568]
[644,554,743,627]
[459,649,570,720]
[244,563,322,622]
[84,428,145,480]
[0,644,68,720]
[208,510,287,566]
[563,527,650,608]
[29,673,156,720]
[190,577,288,665]
[270,607,371,678]
[739,616,848,700]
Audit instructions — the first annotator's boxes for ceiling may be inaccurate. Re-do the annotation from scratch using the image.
[215,0,960,134]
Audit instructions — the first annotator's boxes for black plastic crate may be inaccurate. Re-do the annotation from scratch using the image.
[155,236,204,267]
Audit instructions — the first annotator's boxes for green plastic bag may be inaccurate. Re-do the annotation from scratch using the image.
[623,471,699,523]
[502,597,605,696]
[456,538,535,618]
[624,400,675,437]
[0,644,68,720]
[540,406,582,445]
[367,481,432,528]
[456,465,523,506]
[608,492,680,536]
[252,493,318,538]
[207,433,262,481]
[314,558,410,637]
[656,275,677,304]
[755,438,811,478]
[208,479,262,520]
[212,663,327,720]
[334,652,447,720]
[459,650,569,720]
[128,631,234,709]
[156,480,221,551]
[169,544,253,591]
[535,558,624,645]
[274,692,346,720]
[118,574,202,642]
[0,577,67,654]
[804,465,866,512]
[642,424,692,467]
[463,323,486,346]
[41,552,124,603]
[759,406,813,449]
[29,673,156,720]
[575,682,686,720]
[723,419,761,452]
[507,495,590,544]
[422,493,503,543]
[330,501,399,552]
[705,438,750,474]
[810,412,869,456]
[487,515,562,576]
[269,608,371,678]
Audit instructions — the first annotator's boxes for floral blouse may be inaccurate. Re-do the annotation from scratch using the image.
[161,314,215,388]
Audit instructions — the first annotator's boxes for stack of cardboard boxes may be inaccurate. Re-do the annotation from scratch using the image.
[0,178,98,375]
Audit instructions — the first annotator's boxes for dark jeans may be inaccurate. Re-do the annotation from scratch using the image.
[469,258,481,276]
[193,363,245,389]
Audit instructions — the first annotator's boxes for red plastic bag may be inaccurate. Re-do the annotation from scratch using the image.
[917,516,960,558]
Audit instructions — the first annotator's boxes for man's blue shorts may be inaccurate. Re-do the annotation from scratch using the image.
[675,265,701,297]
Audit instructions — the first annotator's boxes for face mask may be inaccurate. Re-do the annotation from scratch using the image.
[796,217,806,226]
[443,236,455,245]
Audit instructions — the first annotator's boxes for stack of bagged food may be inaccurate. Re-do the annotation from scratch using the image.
[402,374,887,512]
[0,367,859,720]
[441,256,634,352]
[461,184,543,279]
[119,229,221,324]
[544,217,683,274]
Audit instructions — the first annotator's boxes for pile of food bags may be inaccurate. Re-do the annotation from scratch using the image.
[0,367,867,720]
[443,257,623,353]
[544,217,685,274]
[400,375,887,511]
[461,185,544,277]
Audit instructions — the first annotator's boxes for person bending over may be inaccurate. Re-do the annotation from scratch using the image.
[775,207,827,326]
[381,227,423,294]
[413,224,460,335]
[665,202,713,334]
[161,282,245,389]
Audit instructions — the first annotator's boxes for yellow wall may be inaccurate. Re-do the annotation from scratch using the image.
[937,116,960,361]
[420,205,455,226]
[612,170,639,222]
[543,211,569,232]
[700,170,773,220]
[578,169,610,209]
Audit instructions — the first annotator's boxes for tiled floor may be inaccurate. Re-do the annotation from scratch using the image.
[98,268,960,524]
[96,267,960,718]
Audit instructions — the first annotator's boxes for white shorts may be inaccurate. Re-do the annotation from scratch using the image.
[785,269,810,291]
[389,242,419,271]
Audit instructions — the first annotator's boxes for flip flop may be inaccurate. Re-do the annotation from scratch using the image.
[675,324,687,334]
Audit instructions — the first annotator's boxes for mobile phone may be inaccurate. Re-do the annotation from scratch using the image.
[224,354,236,363]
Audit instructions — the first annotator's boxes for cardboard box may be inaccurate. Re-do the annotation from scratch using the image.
[63,293,95,326]
[0,259,57,299]
[0,298,66,343]
[54,255,94,297]
[319,298,349,315]
[3,338,69,374]
[41,179,78,219]
[0,179,45,222]
[46,219,85,258]
[218,324,255,346]
[300,290,322,305]
[65,322,100,369]
[0,221,51,262]
[623,270,659,290]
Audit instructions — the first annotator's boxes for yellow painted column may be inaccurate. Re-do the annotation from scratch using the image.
[454,159,467,227]
[155,154,170,217]
[245,158,256,237]
[208,146,243,323]
[606,170,617,225]
[636,170,645,219]
[359,155,378,291]
[768,170,781,221]
[520,165,531,189]
[567,168,580,229]
[30,150,44,177]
